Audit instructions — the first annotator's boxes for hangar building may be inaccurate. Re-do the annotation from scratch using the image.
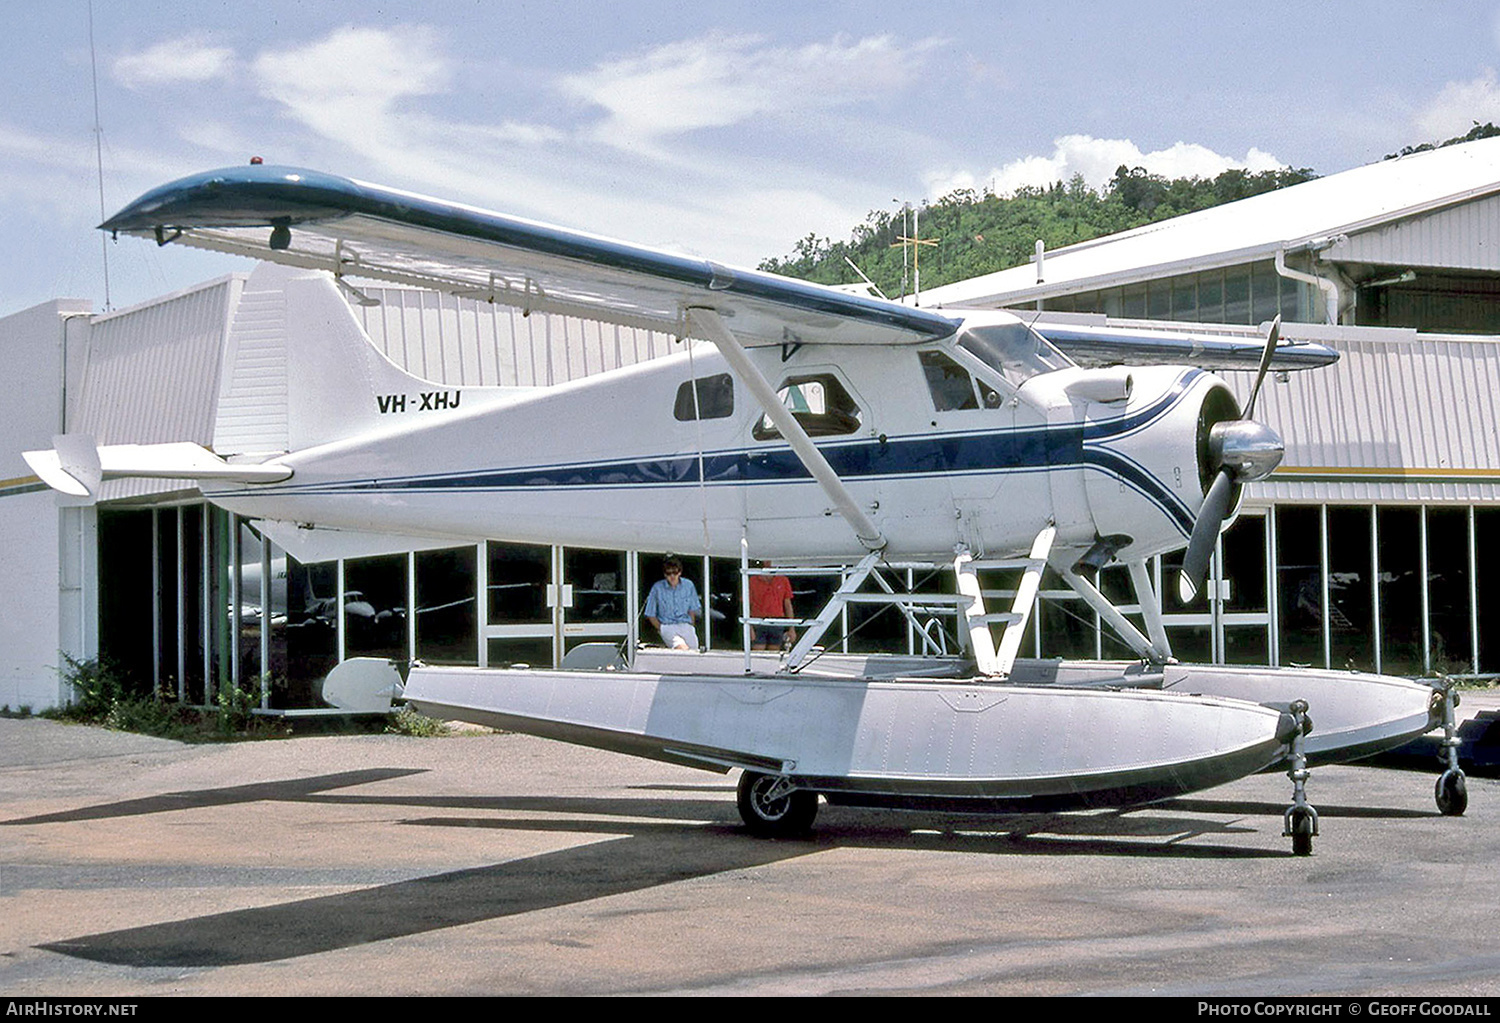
[3,138,1498,712]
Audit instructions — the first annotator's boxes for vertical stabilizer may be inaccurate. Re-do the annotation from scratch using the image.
[213,265,493,457]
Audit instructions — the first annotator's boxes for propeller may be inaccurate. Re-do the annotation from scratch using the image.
[1177,316,1286,603]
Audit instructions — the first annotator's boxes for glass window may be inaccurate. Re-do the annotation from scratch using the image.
[1279,273,1307,323]
[1252,262,1280,325]
[237,521,264,687]
[1197,272,1224,323]
[1427,508,1474,675]
[1378,507,1423,676]
[1172,276,1197,321]
[564,548,628,624]
[1224,269,1251,324]
[1221,513,1267,611]
[1479,509,1499,673]
[1121,283,1146,318]
[1326,507,1374,671]
[487,543,551,625]
[284,557,337,705]
[97,508,155,695]
[673,373,734,421]
[918,350,979,411]
[957,323,1071,387]
[417,547,477,665]
[343,554,408,660]
[753,374,861,439]
[1147,280,1171,319]
[1274,506,1323,667]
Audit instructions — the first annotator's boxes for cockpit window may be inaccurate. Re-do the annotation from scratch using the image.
[753,374,861,440]
[919,351,979,411]
[674,373,734,421]
[958,323,1071,386]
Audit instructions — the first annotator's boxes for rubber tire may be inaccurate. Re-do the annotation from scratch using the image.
[737,771,819,837]
[1290,807,1314,857]
[1436,771,1468,817]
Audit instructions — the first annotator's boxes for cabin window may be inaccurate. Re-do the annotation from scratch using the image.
[752,374,861,440]
[919,350,979,411]
[958,323,1071,386]
[673,373,735,421]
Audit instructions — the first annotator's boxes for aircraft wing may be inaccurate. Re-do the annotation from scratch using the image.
[1033,321,1339,371]
[100,165,960,348]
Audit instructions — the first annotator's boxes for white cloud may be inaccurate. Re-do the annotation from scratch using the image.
[1414,69,1500,140]
[927,135,1286,199]
[113,36,235,90]
[562,32,943,154]
[252,25,452,147]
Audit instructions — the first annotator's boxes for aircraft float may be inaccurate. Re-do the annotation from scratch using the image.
[24,163,1468,854]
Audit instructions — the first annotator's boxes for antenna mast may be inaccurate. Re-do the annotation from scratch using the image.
[88,0,111,310]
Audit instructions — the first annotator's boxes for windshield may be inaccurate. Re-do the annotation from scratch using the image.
[958,323,1072,386]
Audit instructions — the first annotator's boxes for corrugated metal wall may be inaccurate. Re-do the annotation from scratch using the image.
[349,286,683,387]
[75,276,242,500]
[1236,327,1500,504]
[1331,193,1500,271]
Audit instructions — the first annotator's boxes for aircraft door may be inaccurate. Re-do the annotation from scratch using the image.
[929,350,1019,553]
[744,368,885,555]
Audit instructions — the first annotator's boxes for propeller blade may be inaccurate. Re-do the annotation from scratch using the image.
[1242,314,1281,420]
[1178,469,1237,603]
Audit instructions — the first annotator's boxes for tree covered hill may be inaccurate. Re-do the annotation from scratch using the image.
[758,123,1500,298]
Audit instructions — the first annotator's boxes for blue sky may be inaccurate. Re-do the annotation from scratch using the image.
[6,1,1500,317]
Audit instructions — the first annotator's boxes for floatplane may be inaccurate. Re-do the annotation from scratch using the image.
[25,163,1467,854]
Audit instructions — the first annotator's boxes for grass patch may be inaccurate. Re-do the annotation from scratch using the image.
[38,656,461,743]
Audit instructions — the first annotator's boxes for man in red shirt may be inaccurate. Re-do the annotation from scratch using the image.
[748,563,797,651]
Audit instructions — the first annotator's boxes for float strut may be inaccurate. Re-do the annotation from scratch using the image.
[1434,680,1468,816]
[1282,699,1318,856]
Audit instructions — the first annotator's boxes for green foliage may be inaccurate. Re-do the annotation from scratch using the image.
[1385,121,1500,160]
[759,166,1317,295]
[215,678,263,737]
[386,704,452,737]
[46,656,291,741]
[57,653,132,718]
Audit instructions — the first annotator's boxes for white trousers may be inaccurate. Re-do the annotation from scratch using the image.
[658,622,700,650]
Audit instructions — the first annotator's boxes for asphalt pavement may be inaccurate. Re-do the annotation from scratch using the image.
[1,709,1498,997]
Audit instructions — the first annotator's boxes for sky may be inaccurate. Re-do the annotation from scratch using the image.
[6,1,1500,318]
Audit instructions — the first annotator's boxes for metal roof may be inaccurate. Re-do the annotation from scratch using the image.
[922,137,1500,309]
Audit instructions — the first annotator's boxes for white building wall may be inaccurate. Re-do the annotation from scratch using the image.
[0,299,93,710]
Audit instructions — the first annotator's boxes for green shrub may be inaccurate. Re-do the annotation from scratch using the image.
[386,705,451,737]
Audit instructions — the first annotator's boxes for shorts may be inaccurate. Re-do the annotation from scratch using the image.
[753,625,786,647]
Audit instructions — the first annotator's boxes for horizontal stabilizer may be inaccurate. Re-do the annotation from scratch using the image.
[23,436,291,501]
[254,518,478,563]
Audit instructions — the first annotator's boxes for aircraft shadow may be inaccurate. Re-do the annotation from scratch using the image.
[1159,796,1435,820]
[31,770,1427,969]
[0,769,428,826]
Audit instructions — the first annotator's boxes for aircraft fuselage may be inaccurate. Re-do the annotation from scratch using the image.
[205,314,1235,565]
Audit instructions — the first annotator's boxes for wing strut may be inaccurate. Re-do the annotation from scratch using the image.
[685,307,886,552]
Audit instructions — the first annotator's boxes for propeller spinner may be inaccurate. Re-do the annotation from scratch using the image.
[1177,316,1286,603]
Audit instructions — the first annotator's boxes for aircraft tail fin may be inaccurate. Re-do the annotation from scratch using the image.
[213,264,482,457]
